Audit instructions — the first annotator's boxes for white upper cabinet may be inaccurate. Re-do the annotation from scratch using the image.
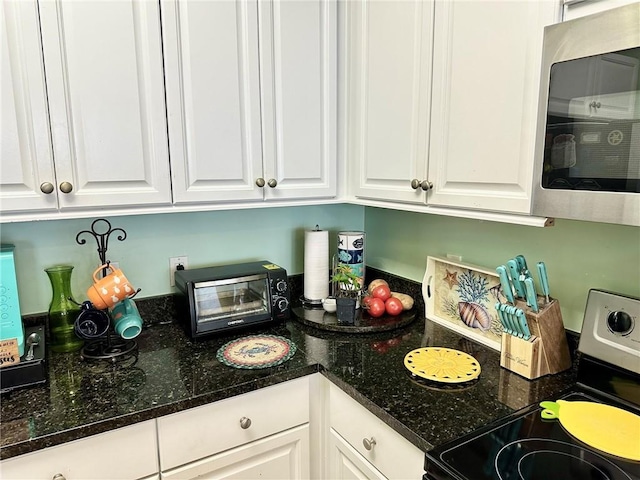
[346,0,434,204]
[162,0,263,204]
[348,0,558,215]
[1,0,56,214]
[165,0,337,204]
[38,0,172,210]
[427,1,557,213]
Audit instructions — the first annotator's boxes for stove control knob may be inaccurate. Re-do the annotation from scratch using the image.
[607,310,633,335]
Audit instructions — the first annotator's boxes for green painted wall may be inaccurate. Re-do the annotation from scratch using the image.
[0,204,364,315]
[3,203,638,333]
[363,207,640,332]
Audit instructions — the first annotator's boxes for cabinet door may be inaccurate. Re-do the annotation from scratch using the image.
[328,383,424,480]
[347,0,434,204]
[161,424,310,480]
[163,0,264,204]
[38,0,172,209]
[427,1,557,213]
[328,429,386,480]
[1,0,56,214]
[258,0,337,200]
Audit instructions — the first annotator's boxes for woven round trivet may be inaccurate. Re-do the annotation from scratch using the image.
[217,334,297,369]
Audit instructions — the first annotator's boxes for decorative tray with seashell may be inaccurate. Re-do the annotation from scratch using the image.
[422,256,504,351]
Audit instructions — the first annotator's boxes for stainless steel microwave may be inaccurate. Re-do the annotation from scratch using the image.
[175,260,290,338]
[532,3,640,226]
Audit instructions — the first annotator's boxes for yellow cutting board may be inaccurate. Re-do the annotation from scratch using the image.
[540,400,640,461]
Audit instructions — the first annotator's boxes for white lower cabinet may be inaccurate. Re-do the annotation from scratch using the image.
[156,376,311,479]
[0,375,426,480]
[0,420,158,480]
[328,383,424,480]
[329,429,386,480]
[160,424,309,480]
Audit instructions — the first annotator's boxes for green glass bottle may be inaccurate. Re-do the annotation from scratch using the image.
[45,265,83,352]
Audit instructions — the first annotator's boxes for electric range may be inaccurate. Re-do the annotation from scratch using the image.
[424,289,640,480]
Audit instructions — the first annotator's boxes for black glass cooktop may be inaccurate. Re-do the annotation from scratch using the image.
[424,391,640,480]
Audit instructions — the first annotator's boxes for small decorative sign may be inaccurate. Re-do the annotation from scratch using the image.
[0,338,20,367]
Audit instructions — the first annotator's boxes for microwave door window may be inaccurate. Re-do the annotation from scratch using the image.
[194,276,269,324]
[543,47,640,194]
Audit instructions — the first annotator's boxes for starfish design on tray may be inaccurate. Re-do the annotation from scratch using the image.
[444,269,458,288]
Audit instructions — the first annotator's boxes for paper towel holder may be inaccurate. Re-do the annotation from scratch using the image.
[301,225,329,309]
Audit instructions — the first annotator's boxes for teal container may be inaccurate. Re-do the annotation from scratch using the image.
[0,245,25,357]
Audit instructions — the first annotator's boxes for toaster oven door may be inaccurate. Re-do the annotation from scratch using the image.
[191,273,271,334]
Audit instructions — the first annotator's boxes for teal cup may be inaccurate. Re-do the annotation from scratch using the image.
[110,298,143,340]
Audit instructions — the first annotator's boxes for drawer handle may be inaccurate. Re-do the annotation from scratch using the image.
[362,437,376,451]
[52,474,66,480]
[240,417,252,429]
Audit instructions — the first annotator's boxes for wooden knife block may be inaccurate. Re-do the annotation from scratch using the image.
[500,297,571,380]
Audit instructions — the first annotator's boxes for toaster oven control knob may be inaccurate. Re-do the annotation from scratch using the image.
[276,297,289,311]
[276,280,287,292]
[255,177,266,187]
[267,178,277,188]
[607,310,633,335]
[239,417,252,429]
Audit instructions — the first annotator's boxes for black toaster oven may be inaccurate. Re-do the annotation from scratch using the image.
[174,260,290,338]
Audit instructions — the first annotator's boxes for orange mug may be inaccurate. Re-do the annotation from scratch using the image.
[86,264,136,310]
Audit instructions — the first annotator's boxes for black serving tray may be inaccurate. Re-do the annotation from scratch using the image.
[292,306,416,333]
[0,325,47,393]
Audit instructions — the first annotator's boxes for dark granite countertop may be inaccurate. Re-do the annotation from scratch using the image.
[0,292,577,461]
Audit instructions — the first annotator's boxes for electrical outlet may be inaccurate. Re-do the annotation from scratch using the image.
[169,256,188,287]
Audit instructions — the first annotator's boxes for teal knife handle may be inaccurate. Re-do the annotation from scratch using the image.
[516,308,531,340]
[515,255,529,279]
[496,265,514,304]
[537,261,550,298]
[506,260,526,299]
[524,277,539,313]
[495,303,511,335]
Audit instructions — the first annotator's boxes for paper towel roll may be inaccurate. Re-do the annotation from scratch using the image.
[304,229,329,302]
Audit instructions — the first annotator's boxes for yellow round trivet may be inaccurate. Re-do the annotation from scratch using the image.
[403,347,481,384]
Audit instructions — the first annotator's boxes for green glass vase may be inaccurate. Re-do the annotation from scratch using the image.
[45,265,83,353]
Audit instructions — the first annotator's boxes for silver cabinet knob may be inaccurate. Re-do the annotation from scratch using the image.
[40,182,55,194]
[239,417,252,429]
[52,474,66,480]
[362,437,376,451]
[256,178,266,187]
[59,181,73,194]
[267,178,277,188]
[410,179,421,189]
[420,180,433,191]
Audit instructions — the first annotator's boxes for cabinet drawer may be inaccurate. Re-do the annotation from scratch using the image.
[0,420,158,480]
[157,377,310,471]
[329,383,424,480]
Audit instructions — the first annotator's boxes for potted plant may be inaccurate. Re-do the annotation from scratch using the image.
[331,264,363,324]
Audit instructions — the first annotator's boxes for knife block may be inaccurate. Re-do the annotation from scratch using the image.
[500,297,572,380]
